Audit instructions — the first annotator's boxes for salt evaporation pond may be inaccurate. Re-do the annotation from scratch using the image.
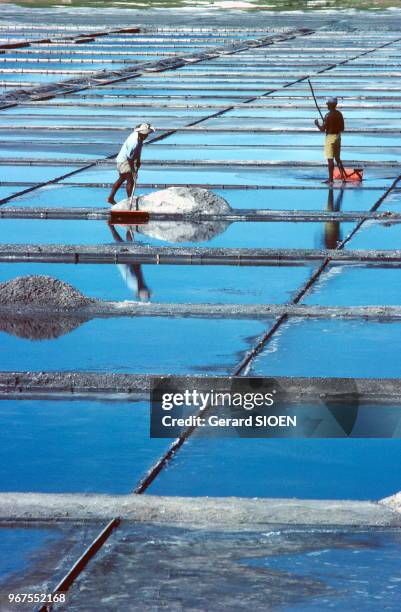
[2,6,401,604]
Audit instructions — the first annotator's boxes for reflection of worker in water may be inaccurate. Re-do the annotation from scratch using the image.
[315,97,345,184]
[324,187,344,249]
[108,122,155,205]
[108,223,151,301]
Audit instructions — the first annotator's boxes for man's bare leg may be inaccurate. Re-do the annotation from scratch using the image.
[323,159,334,184]
[335,157,347,181]
[108,173,127,205]
[126,173,134,197]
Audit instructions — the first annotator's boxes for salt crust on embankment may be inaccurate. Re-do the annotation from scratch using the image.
[1,493,401,527]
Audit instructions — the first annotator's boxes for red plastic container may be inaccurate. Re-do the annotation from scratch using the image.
[333,168,363,182]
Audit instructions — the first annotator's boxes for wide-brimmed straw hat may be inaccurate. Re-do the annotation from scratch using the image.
[134,122,155,135]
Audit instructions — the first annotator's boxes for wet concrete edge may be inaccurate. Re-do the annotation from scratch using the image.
[0,493,400,527]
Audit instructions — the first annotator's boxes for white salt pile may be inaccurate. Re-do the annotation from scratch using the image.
[113,187,231,243]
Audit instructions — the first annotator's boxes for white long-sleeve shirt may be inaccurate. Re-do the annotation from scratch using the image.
[116,132,142,164]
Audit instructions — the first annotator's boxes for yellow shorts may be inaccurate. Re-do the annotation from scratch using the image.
[325,134,341,159]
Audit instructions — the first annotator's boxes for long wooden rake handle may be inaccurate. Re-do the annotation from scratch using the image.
[308,79,324,121]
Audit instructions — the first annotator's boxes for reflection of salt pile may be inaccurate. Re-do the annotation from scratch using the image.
[114,187,231,243]
[0,317,84,341]
[138,217,230,243]
[0,276,95,340]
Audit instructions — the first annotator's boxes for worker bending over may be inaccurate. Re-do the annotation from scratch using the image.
[315,97,345,184]
[108,122,155,205]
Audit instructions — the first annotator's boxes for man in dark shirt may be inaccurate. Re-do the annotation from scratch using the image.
[315,97,345,184]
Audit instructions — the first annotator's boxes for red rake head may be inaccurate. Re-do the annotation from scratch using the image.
[110,211,150,225]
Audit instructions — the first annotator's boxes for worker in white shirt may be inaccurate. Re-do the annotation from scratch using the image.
[108,122,155,205]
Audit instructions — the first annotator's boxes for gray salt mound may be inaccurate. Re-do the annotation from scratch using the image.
[0,276,95,340]
[114,187,230,243]
[0,275,95,309]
